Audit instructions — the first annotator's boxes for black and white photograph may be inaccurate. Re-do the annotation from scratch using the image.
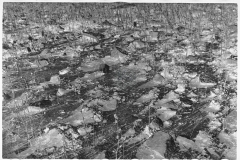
[1,1,238,159]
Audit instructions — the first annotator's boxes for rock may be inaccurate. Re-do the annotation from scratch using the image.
[93,114,102,122]
[175,84,185,93]
[136,90,156,104]
[223,110,237,132]
[77,126,93,136]
[136,131,170,159]
[94,151,106,159]
[78,60,103,72]
[132,31,141,38]
[97,98,117,111]
[81,72,105,81]
[14,106,45,117]
[57,88,72,96]
[218,131,236,148]
[201,34,213,42]
[49,75,60,85]
[95,44,101,49]
[187,91,198,97]
[59,67,71,75]
[149,121,160,131]
[204,100,221,113]
[163,121,172,128]
[132,40,145,49]
[40,48,50,56]
[3,52,13,60]
[224,70,237,82]
[125,36,134,42]
[224,146,237,160]
[16,128,64,158]
[157,110,176,121]
[201,29,212,36]
[82,32,98,42]
[62,108,99,126]
[30,59,49,68]
[147,31,158,41]
[152,74,165,84]
[176,136,200,151]
[194,131,212,152]
[160,68,174,79]
[111,47,128,63]
[155,91,179,105]
[138,74,166,89]
[121,128,135,140]
[67,128,79,139]
[134,74,147,83]
[189,76,216,88]
[127,42,137,52]
[206,148,220,159]
[208,118,221,130]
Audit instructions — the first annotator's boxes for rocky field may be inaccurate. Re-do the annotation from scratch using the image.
[2,3,237,159]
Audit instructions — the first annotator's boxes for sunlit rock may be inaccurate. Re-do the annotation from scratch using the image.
[218,131,236,148]
[189,76,216,88]
[49,75,61,85]
[59,67,71,75]
[194,131,212,152]
[223,110,237,132]
[204,100,221,113]
[147,31,158,41]
[136,90,156,104]
[97,98,117,111]
[136,131,170,159]
[155,91,179,105]
[157,110,176,121]
[176,136,200,151]
[57,88,72,96]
